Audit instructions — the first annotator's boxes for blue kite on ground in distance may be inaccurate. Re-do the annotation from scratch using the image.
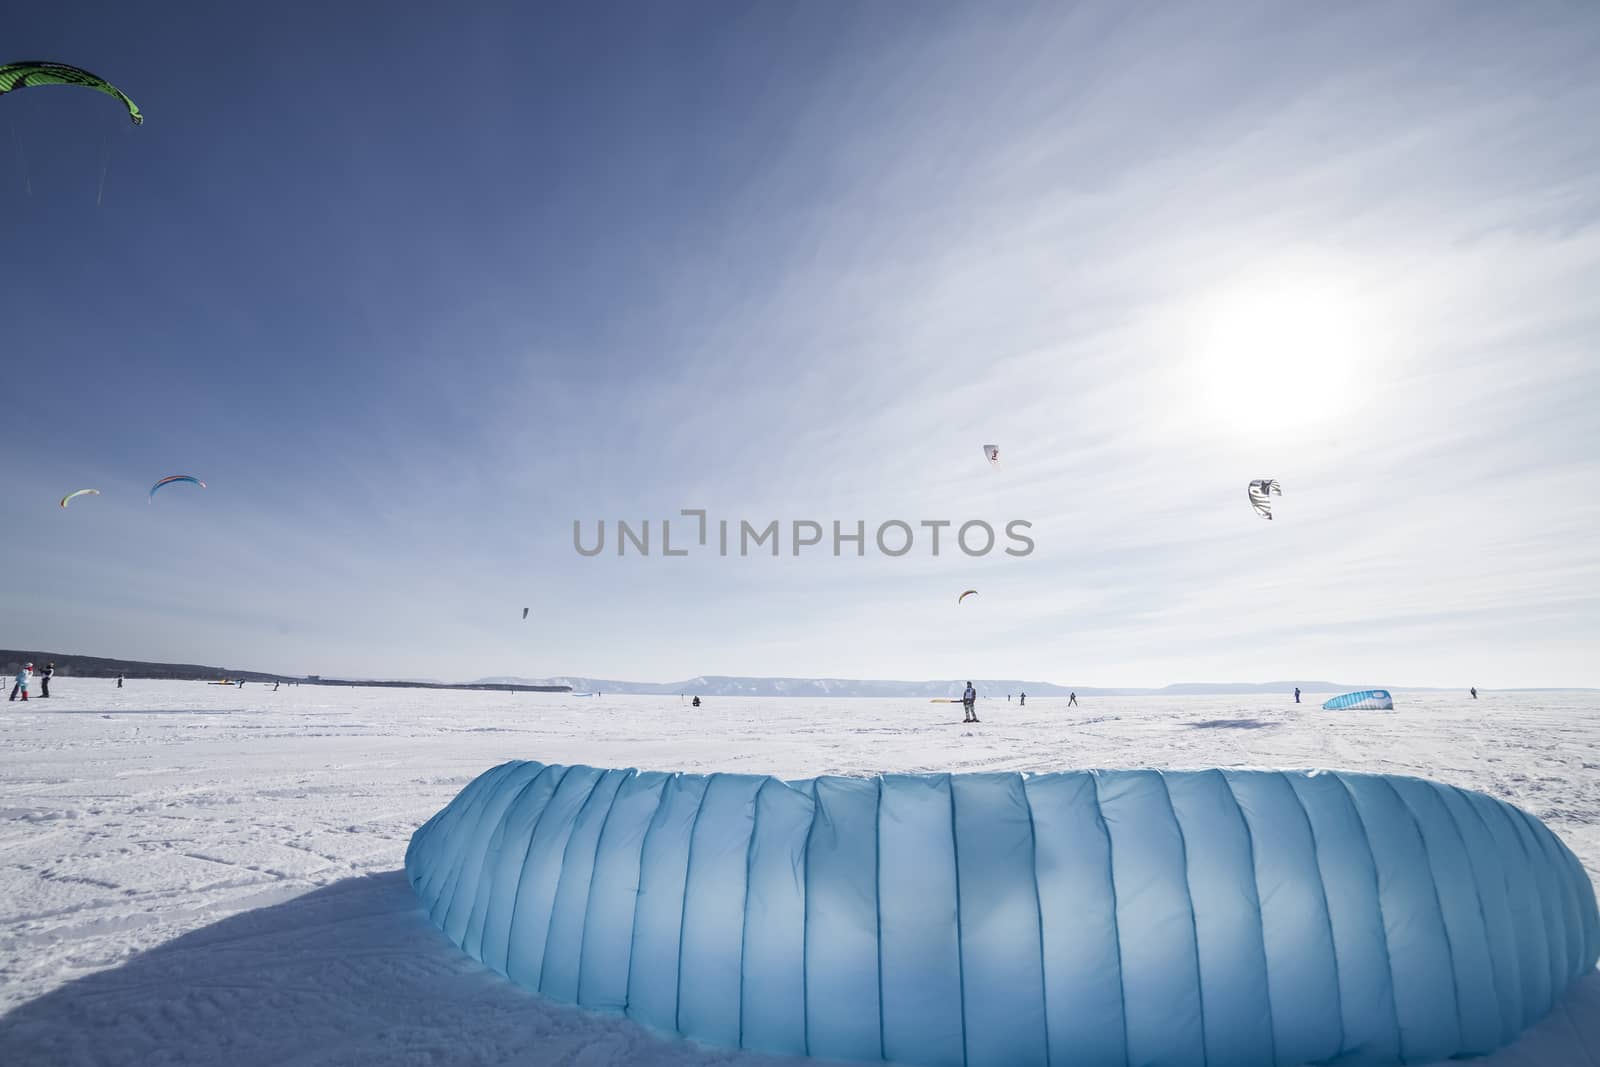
[1324,689,1395,710]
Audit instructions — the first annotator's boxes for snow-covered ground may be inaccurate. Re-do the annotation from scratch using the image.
[1,680,1596,1065]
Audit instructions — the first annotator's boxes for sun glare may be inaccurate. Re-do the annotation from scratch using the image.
[1186,277,1369,435]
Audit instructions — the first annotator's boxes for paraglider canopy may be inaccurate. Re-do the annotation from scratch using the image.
[1247,478,1281,520]
[149,474,206,501]
[983,444,999,466]
[0,61,143,125]
[59,488,100,508]
[957,589,978,604]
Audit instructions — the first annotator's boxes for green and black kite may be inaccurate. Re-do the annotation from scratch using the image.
[0,61,142,125]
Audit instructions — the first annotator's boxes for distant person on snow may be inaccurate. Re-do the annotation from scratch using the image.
[1019,692,1026,707]
[1067,691,1078,706]
[1470,687,1478,699]
[40,662,54,698]
[117,674,124,689]
[1294,687,1301,704]
[273,682,280,691]
[962,681,978,723]
[10,664,32,702]
[691,695,701,708]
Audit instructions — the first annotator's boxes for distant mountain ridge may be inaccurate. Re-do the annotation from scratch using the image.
[0,651,570,693]
[471,675,1506,698]
[8,651,1579,696]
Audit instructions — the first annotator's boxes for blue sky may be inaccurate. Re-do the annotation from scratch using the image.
[4,1,1597,686]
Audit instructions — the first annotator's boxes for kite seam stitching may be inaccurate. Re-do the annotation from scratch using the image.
[1490,798,1556,1014]
[1385,775,1467,1054]
[736,778,767,1051]
[1514,808,1579,984]
[625,771,679,1017]
[1157,770,1210,1067]
[435,761,523,937]
[1088,771,1130,1067]
[1285,772,1348,1058]
[503,764,573,981]
[674,774,715,1037]
[538,769,607,992]
[465,763,547,962]
[1460,791,1529,1034]
[1220,770,1280,1064]
[875,777,886,1064]
[1331,772,1406,1061]
[1429,781,1508,1046]
[947,774,970,1067]
[1022,775,1053,1067]
[575,768,635,1007]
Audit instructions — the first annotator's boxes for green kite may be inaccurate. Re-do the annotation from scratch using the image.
[0,61,142,125]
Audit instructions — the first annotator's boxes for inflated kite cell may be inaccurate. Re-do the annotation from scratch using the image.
[407,763,1599,1067]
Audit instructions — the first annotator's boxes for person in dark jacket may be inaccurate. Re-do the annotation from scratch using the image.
[40,663,54,698]
[962,682,978,723]
[1294,687,1301,704]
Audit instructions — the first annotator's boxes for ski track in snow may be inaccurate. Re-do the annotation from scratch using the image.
[1,681,1596,1066]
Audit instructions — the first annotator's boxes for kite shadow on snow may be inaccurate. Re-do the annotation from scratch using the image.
[0,870,811,1067]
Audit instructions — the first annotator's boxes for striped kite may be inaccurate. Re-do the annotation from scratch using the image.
[1247,478,1281,520]
[0,61,142,125]
[60,488,100,508]
[149,474,206,501]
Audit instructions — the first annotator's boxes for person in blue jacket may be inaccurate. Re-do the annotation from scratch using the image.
[9,663,32,702]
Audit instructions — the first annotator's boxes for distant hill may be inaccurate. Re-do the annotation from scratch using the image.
[2,649,299,684]
[0,651,570,693]
[9,653,1578,697]
[472,675,1418,698]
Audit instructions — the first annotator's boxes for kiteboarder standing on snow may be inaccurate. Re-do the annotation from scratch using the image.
[1068,691,1078,706]
[10,664,32,702]
[1019,692,1026,707]
[1294,687,1301,704]
[40,663,54,698]
[962,681,978,723]
[1471,687,1478,699]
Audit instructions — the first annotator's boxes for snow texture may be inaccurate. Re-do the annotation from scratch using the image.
[408,762,1599,1067]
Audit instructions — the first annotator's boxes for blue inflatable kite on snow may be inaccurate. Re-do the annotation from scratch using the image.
[1324,689,1395,711]
[407,763,1598,1067]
